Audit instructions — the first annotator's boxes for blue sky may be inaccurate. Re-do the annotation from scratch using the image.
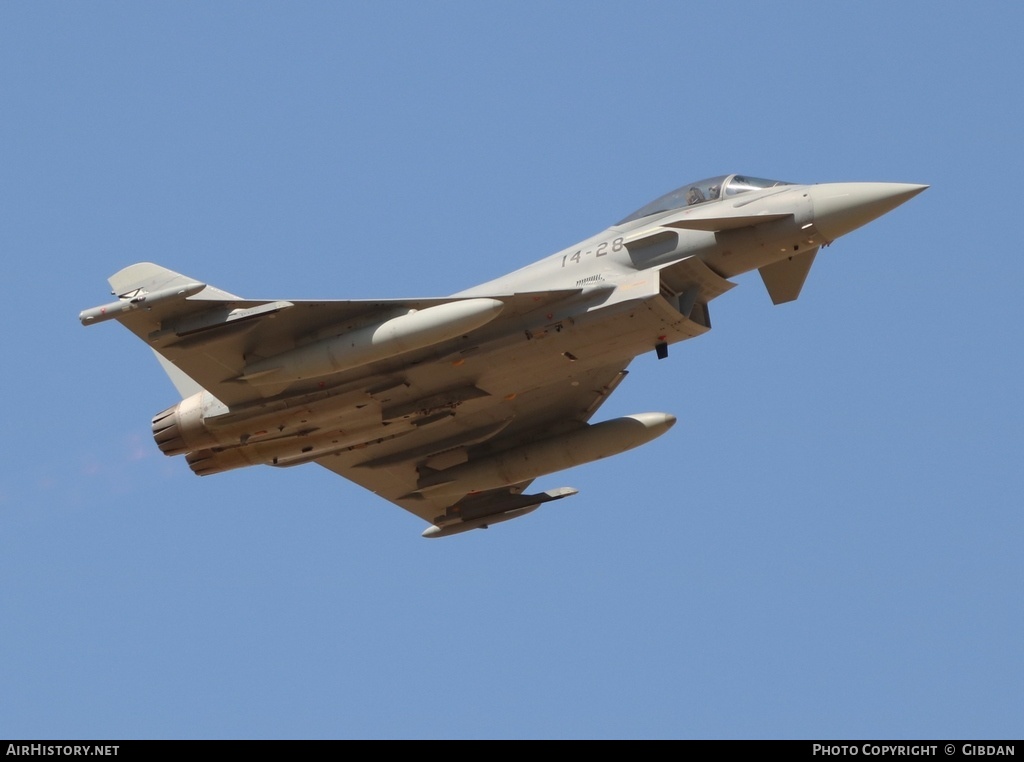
[2,1,1021,740]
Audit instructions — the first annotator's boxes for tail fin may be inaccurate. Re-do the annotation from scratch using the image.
[108,262,239,300]
[104,263,237,400]
[152,350,205,399]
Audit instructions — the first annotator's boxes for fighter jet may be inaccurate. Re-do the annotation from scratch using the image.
[80,174,926,537]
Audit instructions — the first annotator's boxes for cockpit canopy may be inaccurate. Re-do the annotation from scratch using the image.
[617,174,792,225]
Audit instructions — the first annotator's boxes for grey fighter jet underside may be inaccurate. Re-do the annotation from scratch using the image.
[80,174,926,537]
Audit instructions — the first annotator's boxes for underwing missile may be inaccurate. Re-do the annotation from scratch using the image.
[237,298,505,384]
[414,412,676,498]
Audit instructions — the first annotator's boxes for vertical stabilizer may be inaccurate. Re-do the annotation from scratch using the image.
[152,350,206,399]
[108,262,239,300]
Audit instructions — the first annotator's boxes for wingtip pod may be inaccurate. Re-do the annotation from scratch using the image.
[81,261,247,326]
[79,282,207,325]
[421,487,579,538]
[420,506,539,538]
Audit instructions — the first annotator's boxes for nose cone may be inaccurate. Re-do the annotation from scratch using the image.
[810,182,927,242]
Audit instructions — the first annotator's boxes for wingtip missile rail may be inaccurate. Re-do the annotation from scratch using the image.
[422,487,580,538]
[79,282,208,326]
